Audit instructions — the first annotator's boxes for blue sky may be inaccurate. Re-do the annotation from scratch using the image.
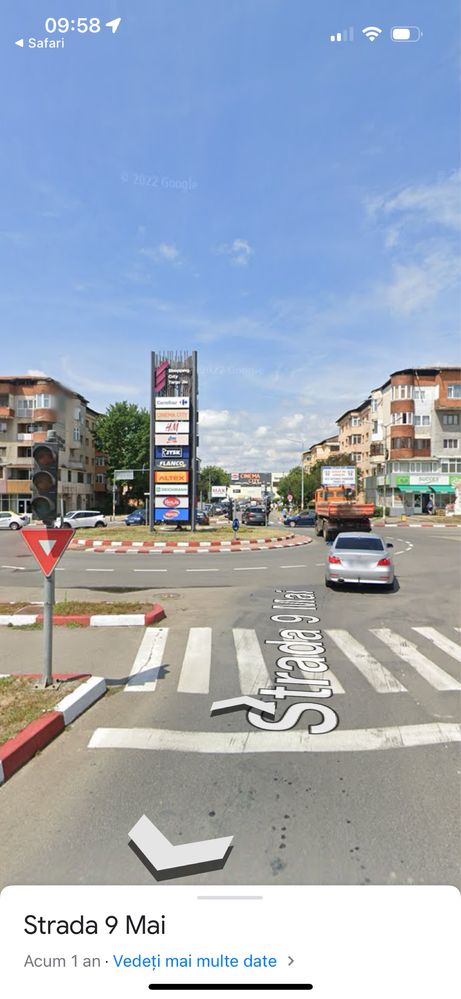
[1,1,460,470]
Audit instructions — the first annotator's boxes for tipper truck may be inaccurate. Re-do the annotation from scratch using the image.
[314,486,375,542]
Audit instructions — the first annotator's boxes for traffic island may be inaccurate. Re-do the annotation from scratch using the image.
[0,600,167,627]
[69,533,311,553]
[0,673,107,784]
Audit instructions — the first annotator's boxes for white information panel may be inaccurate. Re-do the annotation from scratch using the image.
[0,885,459,999]
[321,466,356,487]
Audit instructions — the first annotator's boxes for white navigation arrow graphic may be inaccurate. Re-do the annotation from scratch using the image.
[129,814,233,877]
[105,17,122,33]
[38,539,56,556]
[15,39,24,47]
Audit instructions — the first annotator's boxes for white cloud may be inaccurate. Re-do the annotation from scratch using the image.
[197,409,336,472]
[199,409,231,429]
[139,242,180,263]
[367,170,461,232]
[215,238,254,267]
[26,368,48,376]
[60,357,141,397]
[382,247,461,316]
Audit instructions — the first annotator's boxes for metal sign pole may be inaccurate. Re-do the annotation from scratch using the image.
[42,569,55,688]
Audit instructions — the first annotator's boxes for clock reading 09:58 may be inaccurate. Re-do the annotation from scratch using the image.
[45,17,101,33]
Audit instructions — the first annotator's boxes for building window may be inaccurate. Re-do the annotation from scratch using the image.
[447,384,461,398]
[17,447,32,457]
[392,412,413,425]
[413,388,426,401]
[96,456,105,466]
[443,438,459,449]
[73,427,81,442]
[350,435,362,444]
[16,397,35,413]
[0,395,9,406]
[442,414,460,426]
[414,415,431,426]
[414,438,431,450]
[0,422,7,432]
[77,472,84,483]
[35,393,55,409]
[351,416,361,427]
[392,437,412,449]
[96,473,105,483]
[392,385,413,400]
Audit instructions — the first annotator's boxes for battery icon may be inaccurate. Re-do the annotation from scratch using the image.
[391,26,422,42]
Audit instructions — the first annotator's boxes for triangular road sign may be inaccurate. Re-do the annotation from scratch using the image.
[22,528,75,576]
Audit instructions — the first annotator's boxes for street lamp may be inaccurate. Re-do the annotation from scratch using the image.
[286,437,306,510]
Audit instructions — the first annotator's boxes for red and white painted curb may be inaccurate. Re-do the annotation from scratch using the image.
[69,534,311,554]
[0,603,166,628]
[373,520,460,529]
[0,673,106,785]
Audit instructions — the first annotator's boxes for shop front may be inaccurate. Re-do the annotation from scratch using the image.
[396,475,455,514]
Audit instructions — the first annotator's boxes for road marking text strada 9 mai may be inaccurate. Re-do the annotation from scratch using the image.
[210,590,339,733]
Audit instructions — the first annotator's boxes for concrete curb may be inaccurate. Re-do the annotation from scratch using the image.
[69,534,311,554]
[373,520,460,529]
[0,603,167,628]
[0,674,107,785]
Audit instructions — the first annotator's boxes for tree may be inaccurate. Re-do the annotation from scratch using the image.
[198,465,231,502]
[276,466,303,506]
[93,402,150,508]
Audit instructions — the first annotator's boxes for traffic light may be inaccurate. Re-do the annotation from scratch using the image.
[31,441,59,524]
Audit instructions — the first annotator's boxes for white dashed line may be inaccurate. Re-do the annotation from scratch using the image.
[133,569,168,573]
[186,569,219,573]
[233,566,268,571]
[85,568,114,572]
[279,564,307,569]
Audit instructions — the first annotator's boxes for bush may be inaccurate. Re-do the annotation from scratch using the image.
[373,506,390,518]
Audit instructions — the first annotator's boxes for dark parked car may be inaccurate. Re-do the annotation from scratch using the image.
[242,506,266,526]
[284,509,316,528]
[210,503,227,516]
[125,508,146,526]
[196,510,210,526]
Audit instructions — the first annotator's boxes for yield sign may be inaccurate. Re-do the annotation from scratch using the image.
[22,528,75,576]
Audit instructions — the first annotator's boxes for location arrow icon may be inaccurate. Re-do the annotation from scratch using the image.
[105,17,122,33]
[129,814,233,880]
[15,39,24,47]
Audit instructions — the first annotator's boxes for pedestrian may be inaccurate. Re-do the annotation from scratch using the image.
[426,497,433,515]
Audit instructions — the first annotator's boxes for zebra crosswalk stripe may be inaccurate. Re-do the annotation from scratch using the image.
[124,627,169,692]
[326,629,406,693]
[233,629,271,694]
[412,627,461,663]
[177,628,212,693]
[372,629,461,692]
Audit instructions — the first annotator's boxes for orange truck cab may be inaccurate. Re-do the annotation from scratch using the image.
[314,486,375,542]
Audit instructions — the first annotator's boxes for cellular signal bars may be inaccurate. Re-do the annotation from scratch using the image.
[330,27,354,43]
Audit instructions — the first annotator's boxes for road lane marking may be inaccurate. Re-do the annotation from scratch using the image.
[233,629,271,694]
[233,566,267,571]
[133,569,168,572]
[326,630,406,693]
[124,627,169,692]
[279,564,307,568]
[412,627,461,663]
[88,722,461,754]
[1,565,26,571]
[186,568,219,572]
[372,629,461,691]
[85,568,114,572]
[177,628,212,693]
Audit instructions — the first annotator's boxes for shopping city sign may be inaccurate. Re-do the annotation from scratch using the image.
[22,528,75,577]
[154,409,190,421]
[321,466,356,487]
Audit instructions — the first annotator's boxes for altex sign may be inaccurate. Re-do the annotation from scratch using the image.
[150,353,198,529]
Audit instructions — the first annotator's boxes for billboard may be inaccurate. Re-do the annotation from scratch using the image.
[211,485,228,498]
[155,409,190,421]
[155,396,189,408]
[230,472,271,486]
[155,470,189,483]
[155,421,190,434]
[155,446,190,460]
[156,496,189,508]
[155,483,189,495]
[155,433,190,445]
[155,459,189,470]
[321,466,356,487]
[155,507,189,522]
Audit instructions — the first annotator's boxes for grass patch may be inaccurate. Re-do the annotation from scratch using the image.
[0,675,83,744]
[0,601,154,616]
[74,524,289,542]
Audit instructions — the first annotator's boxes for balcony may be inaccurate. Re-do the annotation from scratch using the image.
[34,408,57,422]
[0,406,14,419]
[17,433,33,441]
[370,443,384,457]
[67,459,84,469]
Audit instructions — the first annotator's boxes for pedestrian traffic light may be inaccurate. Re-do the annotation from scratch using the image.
[31,441,59,524]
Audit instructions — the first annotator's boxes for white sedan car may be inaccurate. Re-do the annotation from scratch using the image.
[325,532,395,589]
[55,510,107,529]
[0,510,29,530]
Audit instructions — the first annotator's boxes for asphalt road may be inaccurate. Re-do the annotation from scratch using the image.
[0,526,460,889]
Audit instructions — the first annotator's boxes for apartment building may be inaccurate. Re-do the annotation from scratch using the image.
[302,435,340,472]
[364,367,461,514]
[0,376,106,516]
[336,399,372,479]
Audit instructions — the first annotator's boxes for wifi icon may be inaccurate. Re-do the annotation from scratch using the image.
[362,25,382,41]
